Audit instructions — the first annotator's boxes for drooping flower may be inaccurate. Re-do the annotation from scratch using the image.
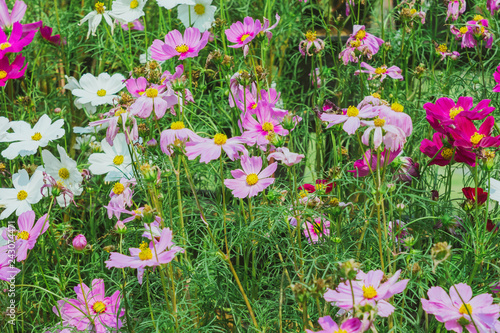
[451,17,493,49]
[129,83,178,119]
[70,72,125,108]
[111,0,146,23]
[120,19,144,30]
[446,0,466,21]
[324,269,409,317]
[177,0,216,32]
[298,179,334,196]
[105,228,183,284]
[39,25,64,45]
[225,16,262,57]
[303,217,331,243]
[0,54,26,87]
[348,148,400,177]
[339,25,384,65]
[151,27,209,61]
[224,155,277,198]
[88,133,134,181]
[299,30,325,57]
[450,116,500,150]
[487,0,500,15]
[185,133,247,163]
[89,105,138,146]
[361,117,406,151]
[320,104,378,135]
[80,1,115,38]
[306,316,362,333]
[354,62,403,82]
[241,105,289,148]
[421,283,500,333]
[462,187,488,206]
[420,132,476,167]
[1,114,65,160]
[261,13,280,41]
[159,120,203,155]
[0,22,36,57]
[53,279,125,332]
[435,43,460,60]
[267,147,304,166]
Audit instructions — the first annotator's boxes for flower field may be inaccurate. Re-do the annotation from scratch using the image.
[2,0,500,332]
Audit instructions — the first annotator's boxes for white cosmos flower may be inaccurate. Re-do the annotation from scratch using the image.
[156,0,195,10]
[0,117,10,141]
[178,0,216,32]
[111,0,146,23]
[1,115,65,160]
[64,76,97,114]
[42,145,83,193]
[73,134,97,150]
[71,73,126,108]
[80,1,115,38]
[0,169,44,219]
[88,133,133,181]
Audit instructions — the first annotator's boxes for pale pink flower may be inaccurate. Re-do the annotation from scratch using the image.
[299,30,325,56]
[225,17,262,57]
[320,104,378,135]
[129,83,178,119]
[185,134,247,163]
[159,120,203,155]
[151,27,209,61]
[261,13,280,41]
[224,155,277,198]
[361,117,406,151]
[267,147,304,166]
[354,62,403,81]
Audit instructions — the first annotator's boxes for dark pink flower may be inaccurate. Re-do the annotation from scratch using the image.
[39,25,64,45]
[348,148,400,177]
[4,210,49,261]
[446,0,466,21]
[450,116,500,150]
[0,22,36,57]
[420,132,476,167]
[494,64,500,93]
[0,54,26,87]
[72,234,87,251]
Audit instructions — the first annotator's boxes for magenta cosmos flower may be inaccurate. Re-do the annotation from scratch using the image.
[261,13,280,41]
[446,0,466,21]
[493,64,500,92]
[0,22,35,57]
[324,269,409,317]
[303,217,331,243]
[421,283,500,333]
[159,120,202,155]
[185,133,247,163]
[361,117,406,151]
[306,317,362,333]
[488,0,500,15]
[105,227,183,284]
[450,116,500,150]
[225,16,262,57]
[420,132,476,167]
[241,104,289,148]
[348,148,400,177]
[151,27,209,61]
[129,83,178,120]
[299,30,325,56]
[354,62,403,82]
[0,54,26,87]
[268,147,304,166]
[2,210,49,261]
[224,155,277,198]
[53,279,124,333]
[320,104,378,135]
[39,24,64,45]
[0,0,42,34]
[451,17,493,49]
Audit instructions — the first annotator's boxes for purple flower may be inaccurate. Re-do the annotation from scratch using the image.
[261,13,280,41]
[39,24,64,45]
[151,27,209,61]
[446,0,466,21]
[303,217,331,243]
[487,0,500,15]
[494,64,500,93]
[354,62,403,82]
[224,155,277,198]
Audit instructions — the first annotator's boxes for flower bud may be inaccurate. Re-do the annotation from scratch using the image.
[72,234,87,251]
[115,221,127,234]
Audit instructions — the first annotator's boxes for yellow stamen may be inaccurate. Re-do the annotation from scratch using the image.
[0,42,11,50]
[175,44,189,53]
[375,67,387,75]
[459,27,468,34]
[441,148,454,160]
[330,198,340,206]
[95,2,105,14]
[459,303,473,315]
[58,168,70,179]
[138,241,153,260]
[346,106,359,117]
[371,93,381,99]
[312,221,323,235]
[240,34,251,42]
[473,15,484,22]
[194,3,205,15]
[299,190,308,198]
[470,133,484,146]
[115,108,126,117]
[246,173,259,186]
[130,0,139,9]
[350,39,361,47]
[306,30,317,42]
[17,190,28,201]
[96,89,106,97]
[0,70,7,79]
[438,44,448,53]
[213,133,227,145]
[17,231,29,240]
[92,301,106,314]
[315,183,326,191]
[410,8,417,15]
[362,285,378,299]
[112,182,125,195]
[113,155,124,165]
[31,132,42,141]
[374,118,385,127]
[170,121,185,130]
[251,103,257,109]
[145,87,158,98]
[262,122,274,132]
[355,29,366,40]
[449,107,463,120]
[391,102,404,113]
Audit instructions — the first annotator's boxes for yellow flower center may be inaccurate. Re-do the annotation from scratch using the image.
[175,44,189,53]
[133,209,142,220]
[58,168,70,179]
[410,8,417,15]
[391,102,404,113]
[459,303,473,315]
[31,132,42,141]
[441,148,454,160]
[113,155,124,165]
[459,27,468,34]
[312,221,323,235]
[362,285,378,299]
[438,44,448,53]
[246,173,259,186]
[374,118,385,127]
[330,198,340,206]
[138,241,153,260]
[115,108,126,117]
[375,67,387,75]
[334,330,348,333]
[130,0,139,9]
[262,122,274,132]
[350,39,361,47]
[96,89,106,97]
[145,87,158,98]
[170,121,185,130]
[371,93,381,99]
[17,190,28,201]
[251,103,258,109]
[346,106,359,117]
[213,133,227,145]
[17,231,29,240]
[0,70,7,79]
[112,182,125,195]
[92,301,106,314]
[240,34,251,42]
[0,42,11,50]
[95,2,105,14]
[315,183,326,191]
[473,15,483,22]
[194,3,205,15]
[355,29,366,40]
[299,190,308,198]
[306,30,317,42]
[449,107,463,120]
[470,132,484,146]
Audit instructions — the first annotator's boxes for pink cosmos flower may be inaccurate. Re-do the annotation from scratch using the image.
[142,220,162,240]
[109,177,135,205]
[320,104,378,135]
[299,30,325,56]
[105,227,183,284]
[228,71,257,107]
[348,148,400,177]
[306,316,362,333]
[421,283,500,333]
[494,64,500,92]
[298,179,334,195]
[267,147,304,166]
[90,106,138,146]
[120,19,144,31]
[0,0,42,34]
[129,83,178,119]
[72,234,87,251]
[241,104,289,148]
[39,25,64,45]
[346,0,355,16]
[0,22,36,57]
[185,133,247,163]
[53,279,124,333]
[151,27,209,61]
[420,132,476,167]
[451,18,493,49]
[339,25,384,65]
[225,16,262,57]
[377,103,413,137]
[159,120,203,156]
[261,13,280,41]
[361,117,406,151]
[235,87,284,118]
[450,115,500,150]
[487,0,500,15]
[303,217,331,243]
[324,269,409,317]
[0,250,20,281]
[0,54,26,87]
[354,62,403,82]
[224,155,277,198]
[446,0,466,21]
[435,43,460,60]
[310,67,321,88]
[2,211,49,261]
